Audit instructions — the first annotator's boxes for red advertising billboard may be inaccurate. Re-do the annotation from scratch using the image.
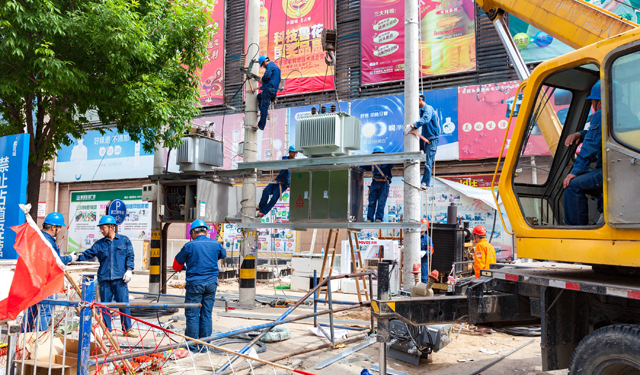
[361,0,476,85]
[457,81,550,160]
[248,0,335,95]
[199,1,226,106]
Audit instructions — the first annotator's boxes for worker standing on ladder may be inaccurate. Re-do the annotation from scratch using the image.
[420,219,434,283]
[361,146,394,223]
[405,94,441,189]
[472,225,496,279]
[173,220,227,352]
[257,146,298,218]
[72,215,138,337]
[257,55,281,130]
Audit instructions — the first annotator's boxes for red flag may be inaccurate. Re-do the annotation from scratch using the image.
[0,206,65,320]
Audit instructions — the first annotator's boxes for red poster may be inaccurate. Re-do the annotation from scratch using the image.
[247,0,335,95]
[199,1,226,106]
[457,81,550,160]
[361,0,476,85]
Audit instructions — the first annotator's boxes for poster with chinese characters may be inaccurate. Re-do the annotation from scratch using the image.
[66,189,152,253]
[54,129,154,182]
[361,0,476,85]
[199,0,226,106]
[0,134,29,260]
[248,0,335,95]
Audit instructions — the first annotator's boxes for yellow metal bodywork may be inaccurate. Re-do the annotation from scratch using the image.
[499,26,640,266]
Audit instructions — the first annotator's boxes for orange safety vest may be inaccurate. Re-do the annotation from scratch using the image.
[474,238,497,279]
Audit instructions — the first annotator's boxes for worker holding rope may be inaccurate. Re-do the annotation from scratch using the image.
[361,146,394,223]
[405,94,441,189]
[257,146,298,218]
[173,220,227,352]
[257,55,281,130]
[420,219,434,283]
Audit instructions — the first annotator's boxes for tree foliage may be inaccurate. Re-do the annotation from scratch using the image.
[0,0,212,212]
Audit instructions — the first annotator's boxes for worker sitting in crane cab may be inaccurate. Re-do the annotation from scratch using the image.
[361,146,394,223]
[420,219,434,283]
[405,94,441,189]
[472,225,496,279]
[257,55,281,131]
[563,80,603,226]
[257,146,297,218]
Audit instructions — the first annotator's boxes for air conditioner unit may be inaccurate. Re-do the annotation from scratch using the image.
[177,134,224,172]
[295,112,361,157]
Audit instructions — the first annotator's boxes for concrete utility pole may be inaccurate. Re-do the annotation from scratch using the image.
[238,0,260,308]
[402,0,421,291]
[149,145,164,294]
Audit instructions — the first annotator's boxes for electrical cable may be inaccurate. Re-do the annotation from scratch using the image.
[489,191,500,243]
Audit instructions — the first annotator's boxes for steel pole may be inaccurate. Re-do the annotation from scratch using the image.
[402,0,420,291]
[492,11,530,81]
[239,0,261,308]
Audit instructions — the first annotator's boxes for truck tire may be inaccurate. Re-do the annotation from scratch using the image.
[570,324,640,375]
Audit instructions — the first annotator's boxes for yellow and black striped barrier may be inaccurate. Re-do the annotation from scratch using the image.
[149,230,161,285]
[239,254,256,288]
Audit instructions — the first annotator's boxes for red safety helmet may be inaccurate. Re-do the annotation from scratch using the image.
[472,225,487,237]
[421,218,429,229]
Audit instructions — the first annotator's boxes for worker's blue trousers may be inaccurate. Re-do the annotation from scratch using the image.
[99,279,132,333]
[259,183,284,216]
[367,181,389,222]
[22,297,54,332]
[184,280,218,352]
[564,168,603,225]
[421,138,439,187]
[257,91,275,130]
[420,252,432,283]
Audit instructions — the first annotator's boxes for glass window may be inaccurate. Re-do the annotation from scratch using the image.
[611,52,640,151]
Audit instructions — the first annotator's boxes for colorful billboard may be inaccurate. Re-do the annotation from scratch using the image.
[361,0,476,85]
[249,0,335,95]
[199,0,226,106]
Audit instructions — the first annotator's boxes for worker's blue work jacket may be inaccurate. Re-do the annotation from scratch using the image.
[414,104,441,141]
[42,231,72,265]
[571,109,602,176]
[260,62,281,96]
[274,156,291,188]
[361,163,394,183]
[175,235,227,285]
[76,234,135,282]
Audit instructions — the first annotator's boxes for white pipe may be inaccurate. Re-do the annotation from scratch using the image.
[239,0,260,308]
[402,0,421,291]
[54,182,59,212]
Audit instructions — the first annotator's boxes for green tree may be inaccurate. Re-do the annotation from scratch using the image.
[0,0,213,215]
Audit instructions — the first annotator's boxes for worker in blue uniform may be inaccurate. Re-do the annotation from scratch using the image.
[420,220,434,283]
[173,220,227,352]
[74,215,138,337]
[563,80,603,225]
[22,212,75,332]
[405,94,441,189]
[361,146,394,223]
[257,55,281,130]
[257,146,298,218]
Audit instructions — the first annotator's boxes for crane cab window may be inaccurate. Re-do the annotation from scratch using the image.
[512,64,600,227]
[610,52,640,151]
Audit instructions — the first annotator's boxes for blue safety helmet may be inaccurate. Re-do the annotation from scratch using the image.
[44,212,66,227]
[373,146,385,154]
[191,219,208,231]
[586,80,601,100]
[97,215,117,226]
[258,55,268,66]
[288,145,296,152]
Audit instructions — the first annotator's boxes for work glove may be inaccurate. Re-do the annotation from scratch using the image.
[123,270,133,283]
[69,254,78,263]
[404,124,414,135]
[420,250,426,258]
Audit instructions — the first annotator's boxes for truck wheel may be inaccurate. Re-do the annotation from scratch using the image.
[570,324,640,375]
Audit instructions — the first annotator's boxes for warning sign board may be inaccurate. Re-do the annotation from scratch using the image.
[295,195,304,208]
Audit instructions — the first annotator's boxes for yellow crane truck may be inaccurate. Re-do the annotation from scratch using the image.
[373,1,640,374]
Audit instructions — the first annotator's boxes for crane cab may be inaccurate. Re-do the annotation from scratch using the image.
[499,28,640,268]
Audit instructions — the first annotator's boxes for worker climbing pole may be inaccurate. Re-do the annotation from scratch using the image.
[239,0,260,308]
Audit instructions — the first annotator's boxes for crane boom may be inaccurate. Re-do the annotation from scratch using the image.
[477,0,637,49]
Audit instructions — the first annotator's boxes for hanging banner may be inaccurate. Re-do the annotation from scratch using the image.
[361,0,476,85]
[0,134,29,260]
[248,0,335,95]
[199,0,226,106]
[67,189,152,253]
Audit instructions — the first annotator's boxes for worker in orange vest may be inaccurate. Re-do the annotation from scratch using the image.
[472,225,497,278]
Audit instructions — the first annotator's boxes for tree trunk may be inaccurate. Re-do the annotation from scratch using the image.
[26,159,44,218]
